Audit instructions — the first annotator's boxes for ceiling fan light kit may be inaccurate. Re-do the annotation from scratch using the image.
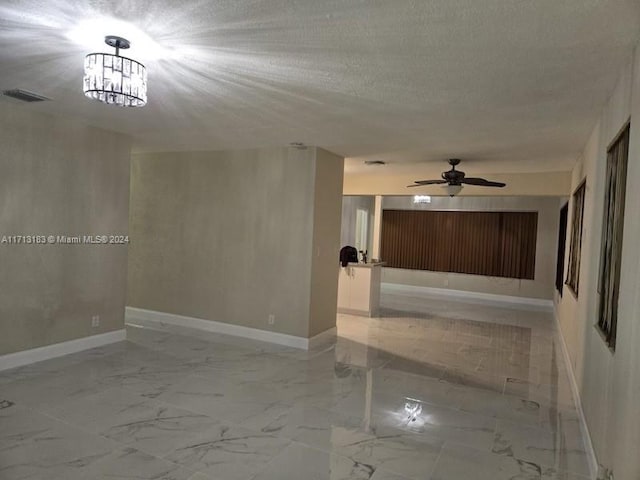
[83,35,147,107]
[443,184,463,197]
[408,158,506,196]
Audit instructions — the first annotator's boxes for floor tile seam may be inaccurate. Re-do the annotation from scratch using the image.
[437,342,544,357]
[149,397,302,444]
[437,439,591,478]
[439,366,509,382]
[424,437,447,480]
[92,416,270,470]
[491,417,500,442]
[74,442,195,475]
[0,353,101,378]
[287,425,447,477]
[246,438,399,480]
[369,416,499,450]
[378,312,551,330]
[5,400,136,458]
[123,341,208,365]
[5,380,150,416]
[494,417,590,450]
[26,384,266,460]
[436,440,588,480]
[496,448,592,478]
[499,392,580,415]
[183,369,273,385]
[0,359,97,384]
[116,383,276,429]
[142,346,303,371]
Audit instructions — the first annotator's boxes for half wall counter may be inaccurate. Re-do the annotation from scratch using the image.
[337,262,383,317]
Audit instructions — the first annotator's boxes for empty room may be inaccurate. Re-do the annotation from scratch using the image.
[2,1,640,479]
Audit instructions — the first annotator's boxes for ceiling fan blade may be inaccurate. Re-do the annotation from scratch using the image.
[409,179,448,186]
[461,177,506,187]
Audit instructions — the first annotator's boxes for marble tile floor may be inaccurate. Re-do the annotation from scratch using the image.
[0,294,592,480]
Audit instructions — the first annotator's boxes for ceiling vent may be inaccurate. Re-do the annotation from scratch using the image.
[2,89,51,103]
[364,160,386,165]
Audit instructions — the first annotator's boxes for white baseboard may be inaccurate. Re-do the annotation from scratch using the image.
[554,314,599,479]
[308,327,337,350]
[126,307,334,351]
[0,329,126,372]
[381,282,554,311]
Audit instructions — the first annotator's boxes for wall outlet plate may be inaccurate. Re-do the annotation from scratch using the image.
[268,314,275,325]
[91,315,100,328]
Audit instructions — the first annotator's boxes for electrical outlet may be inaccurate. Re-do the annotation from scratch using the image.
[91,315,100,328]
[268,314,275,325]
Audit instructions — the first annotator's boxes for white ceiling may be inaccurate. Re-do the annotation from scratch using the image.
[1,0,639,174]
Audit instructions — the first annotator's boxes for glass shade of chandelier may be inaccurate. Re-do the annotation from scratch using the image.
[443,184,463,196]
[83,35,147,107]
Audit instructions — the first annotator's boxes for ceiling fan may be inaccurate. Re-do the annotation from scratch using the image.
[407,159,506,196]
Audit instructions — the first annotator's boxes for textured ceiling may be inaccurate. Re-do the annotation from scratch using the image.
[1,0,639,174]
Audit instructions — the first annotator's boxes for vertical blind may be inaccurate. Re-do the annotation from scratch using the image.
[381,210,537,279]
[597,124,630,350]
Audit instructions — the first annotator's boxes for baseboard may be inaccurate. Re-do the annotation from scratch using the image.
[337,307,375,317]
[126,307,334,351]
[0,329,126,372]
[554,314,599,479]
[381,282,554,311]
[308,327,337,350]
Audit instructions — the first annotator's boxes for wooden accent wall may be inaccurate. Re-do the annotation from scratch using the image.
[381,210,537,279]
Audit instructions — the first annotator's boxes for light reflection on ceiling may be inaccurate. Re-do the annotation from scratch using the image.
[1,0,639,173]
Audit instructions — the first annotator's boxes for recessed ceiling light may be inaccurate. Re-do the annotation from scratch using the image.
[364,160,386,165]
[289,142,307,149]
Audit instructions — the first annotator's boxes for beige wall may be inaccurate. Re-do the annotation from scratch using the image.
[344,171,572,196]
[128,147,343,339]
[309,149,344,336]
[0,101,131,355]
[555,47,640,480]
[380,196,563,300]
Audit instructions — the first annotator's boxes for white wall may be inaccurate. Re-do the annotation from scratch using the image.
[555,46,640,480]
[380,196,563,300]
[340,195,375,254]
[0,100,131,355]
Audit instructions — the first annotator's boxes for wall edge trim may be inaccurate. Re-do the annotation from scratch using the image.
[125,307,313,350]
[381,283,554,311]
[554,307,599,479]
[0,330,126,372]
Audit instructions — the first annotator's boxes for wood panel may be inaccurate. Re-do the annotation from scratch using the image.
[381,210,537,280]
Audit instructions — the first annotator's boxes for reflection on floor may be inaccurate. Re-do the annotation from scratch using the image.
[0,293,591,480]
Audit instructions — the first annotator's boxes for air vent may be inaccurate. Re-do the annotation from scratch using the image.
[364,160,386,165]
[2,89,51,102]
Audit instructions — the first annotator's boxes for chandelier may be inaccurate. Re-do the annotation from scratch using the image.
[83,35,147,107]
